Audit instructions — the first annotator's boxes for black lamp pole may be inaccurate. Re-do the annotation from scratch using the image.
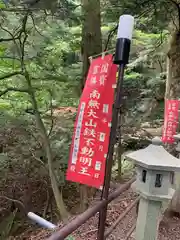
[97,15,135,240]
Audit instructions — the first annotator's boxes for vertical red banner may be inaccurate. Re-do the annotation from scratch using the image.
[162,99,179,143]
[66,54,117,189]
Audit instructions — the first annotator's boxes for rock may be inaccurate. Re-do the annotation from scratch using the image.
[137,98,152,113]
[153,119,164,125]
[122,137,150,150]
[142,127,162,136]
[141,122,151,128]
[169,187,180,214]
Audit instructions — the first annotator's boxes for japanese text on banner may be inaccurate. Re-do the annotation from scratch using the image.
[66,54,117,188]
[162,99,179,144]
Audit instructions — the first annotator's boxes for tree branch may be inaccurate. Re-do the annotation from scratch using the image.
[0,71,23,80]
[0,87,29,97]
[23,0,42,7]
[168,0,180,29]
[29,12,49,39]
[0,8,41,12]
[0,195,26,213]
[47,89,54,138]
[0,37,18,42]
[0,22,21,57]
[104,24,118,52]
[0,56,21,61]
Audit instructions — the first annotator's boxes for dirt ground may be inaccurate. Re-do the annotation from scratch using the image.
[1,110,180,240]
[9,188,180,240]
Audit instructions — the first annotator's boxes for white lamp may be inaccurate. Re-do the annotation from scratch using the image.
[27,212,57,229]
[114,14,135,65]
[98,14,135,240]
[117,15,134,40]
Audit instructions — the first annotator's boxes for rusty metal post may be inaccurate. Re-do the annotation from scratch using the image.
[97,64,125,239]
[97,15,135,240]
[47,177,135,240]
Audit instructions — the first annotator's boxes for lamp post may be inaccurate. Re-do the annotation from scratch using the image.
[97,15,134,240]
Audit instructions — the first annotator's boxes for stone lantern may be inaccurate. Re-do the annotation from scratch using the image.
[174,133,180,158]
[126,138,180,240]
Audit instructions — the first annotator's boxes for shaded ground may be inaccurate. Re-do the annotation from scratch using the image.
[0,108,78,238]
[1,109,178,239]
[9,188,180,240]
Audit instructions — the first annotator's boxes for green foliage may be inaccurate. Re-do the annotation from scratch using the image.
[0,0,6,9]
[65,236,75,240]
[0,209,17,239]
[0,8,81,116]
[0,0,174,237]
[0,0,169,185]
[0,153,9,178]
[104,0,175,32]
[51,120,74,186]
[124,71,143,89]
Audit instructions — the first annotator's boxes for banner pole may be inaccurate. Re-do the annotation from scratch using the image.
[97,15,134,240]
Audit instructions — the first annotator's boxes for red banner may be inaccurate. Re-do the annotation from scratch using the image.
[66,54,117,188]
[162,99,179,143]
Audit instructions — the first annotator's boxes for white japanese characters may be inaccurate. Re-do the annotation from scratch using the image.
[71,102,86,164]
[83,128,96,138]
[78,167,91,176]
[99,132,106,142]
[88,109,98,118]
[95,161,102,171]
[92,65,100,74]
[90,76,97,84]
[99,75,106,85]
[66,55,118,189]
[90,90,101,99]
[70,57,114,181]
[100,63,109,73]
[80,156,92,166]
[163,100,179,143]
[91,61,109,86]
[88,99,100,109]
[85,119,97,128]
[84,138,95,146]
[103,104,109,114]
[80,146,94,157]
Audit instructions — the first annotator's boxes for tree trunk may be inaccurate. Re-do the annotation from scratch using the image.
[79,0,102,211]
[117,143,122,179]
[166,31,180,99]
[165,30,180,215]
[81,0,102,90]
[25,72,69,220]
[79,184,88,212]
[116,113,123,180]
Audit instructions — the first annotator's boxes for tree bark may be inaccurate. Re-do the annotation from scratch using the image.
[81,0,102,90]
[166,31,180,99]
[79,0,102,211]
[165,29,180,215]
[25,71,69,220]
[116,113,123,180]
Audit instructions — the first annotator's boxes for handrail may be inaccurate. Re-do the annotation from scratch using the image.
[104,196,140,238]
[124,223,136,240]
[27,212,57,229]
[47,177,136,240]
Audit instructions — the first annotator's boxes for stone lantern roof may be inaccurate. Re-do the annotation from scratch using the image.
[126,144,180,171]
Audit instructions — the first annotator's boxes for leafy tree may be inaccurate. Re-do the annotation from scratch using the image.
[81,0,102,89]
[78,0,103,211]
[105,0,180,214]
[1,0,180,237]
[0,0,81,221]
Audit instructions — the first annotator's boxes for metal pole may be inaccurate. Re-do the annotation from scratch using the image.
[97,64,125,240]
[97,14,134,240]
[27,212,57,229]
[47,177,135,240]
